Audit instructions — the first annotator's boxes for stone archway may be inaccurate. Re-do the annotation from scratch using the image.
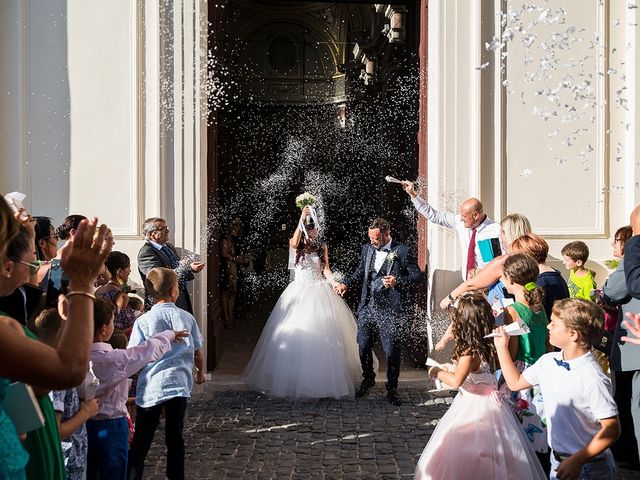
[206,1,428,369]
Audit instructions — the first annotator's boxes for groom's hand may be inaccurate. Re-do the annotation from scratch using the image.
[334,283,347,297]
[382,275,397,289]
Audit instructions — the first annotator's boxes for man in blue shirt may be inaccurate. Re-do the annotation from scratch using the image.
[127,267,205,480]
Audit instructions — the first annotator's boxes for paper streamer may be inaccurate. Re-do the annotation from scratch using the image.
[384,175,404,184]
[484,319,531,338]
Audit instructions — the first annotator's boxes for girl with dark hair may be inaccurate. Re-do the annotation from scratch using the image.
[95,251,136,333]
[244,205,372,399]
[415,292,545,479]
[34,217,58,262]
[500,252,550,462]
[32,216,59,286]
[56,215,87,241]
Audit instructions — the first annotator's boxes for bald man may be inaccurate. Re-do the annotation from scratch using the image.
[402,181,500,280]
[624,205,640,299]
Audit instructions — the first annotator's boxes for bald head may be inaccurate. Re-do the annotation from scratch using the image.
[631,204,640,235]
[459,198,485,229]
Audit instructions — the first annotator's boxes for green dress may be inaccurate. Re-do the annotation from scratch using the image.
[0,378,29,479]
[21,326,67,480]
[0,309,29,479]
[511,302,548,364]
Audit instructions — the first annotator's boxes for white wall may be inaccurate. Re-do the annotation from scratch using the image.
[427,0,640,320]
[0,0,210,365]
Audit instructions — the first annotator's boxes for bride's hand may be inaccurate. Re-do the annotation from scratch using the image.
[333,283,347,297]
[300,206,310,220]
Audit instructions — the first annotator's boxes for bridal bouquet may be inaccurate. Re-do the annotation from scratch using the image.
[295,192,316,209]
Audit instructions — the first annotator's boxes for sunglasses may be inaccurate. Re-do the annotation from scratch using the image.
[19,260,45,275]
[43,235,60,242]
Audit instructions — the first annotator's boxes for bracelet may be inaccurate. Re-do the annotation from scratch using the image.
[66,291,97,301]
[448,293,456,302]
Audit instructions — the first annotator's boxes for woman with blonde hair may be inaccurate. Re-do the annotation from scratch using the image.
[436,214,532,351]
[440,213,532,309]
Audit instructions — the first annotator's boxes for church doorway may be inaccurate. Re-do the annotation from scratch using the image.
[206,1,428,371]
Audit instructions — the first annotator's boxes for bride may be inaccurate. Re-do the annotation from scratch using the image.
[244,206,369,399]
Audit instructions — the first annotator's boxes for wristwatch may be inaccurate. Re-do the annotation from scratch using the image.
[448,293,455,303]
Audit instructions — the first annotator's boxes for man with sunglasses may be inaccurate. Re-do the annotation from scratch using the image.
[137,217,205,313]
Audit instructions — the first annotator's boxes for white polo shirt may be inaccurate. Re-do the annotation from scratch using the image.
[411,196,501,279]
[522,351,618,456]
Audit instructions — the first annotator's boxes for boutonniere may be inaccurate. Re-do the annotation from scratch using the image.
[385,250,398,274]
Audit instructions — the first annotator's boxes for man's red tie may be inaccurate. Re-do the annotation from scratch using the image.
[466,228,477,279]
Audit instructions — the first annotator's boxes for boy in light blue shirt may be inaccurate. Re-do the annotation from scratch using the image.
[127,267,205,480]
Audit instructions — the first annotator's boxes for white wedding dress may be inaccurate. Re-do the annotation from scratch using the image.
[244,251,366,399]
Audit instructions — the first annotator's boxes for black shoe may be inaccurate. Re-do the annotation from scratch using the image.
[356,378,375,397]
[387,389,402,406]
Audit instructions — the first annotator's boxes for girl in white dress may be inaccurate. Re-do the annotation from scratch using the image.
[244,207,367,399]
[415,292,545,480]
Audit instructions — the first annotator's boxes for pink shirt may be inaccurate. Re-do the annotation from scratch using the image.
[90,330,175,419]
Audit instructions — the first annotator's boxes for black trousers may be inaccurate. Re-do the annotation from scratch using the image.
[127,397,188,480]
[357,306,403,391]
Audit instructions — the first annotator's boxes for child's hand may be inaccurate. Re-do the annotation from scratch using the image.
[173,330,190,342]
[492,326,511,350]
[435,331,454,351]
[556,454,584,480]
[81,398,100,419]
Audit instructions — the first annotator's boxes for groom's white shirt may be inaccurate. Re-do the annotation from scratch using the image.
[373,238,393,273]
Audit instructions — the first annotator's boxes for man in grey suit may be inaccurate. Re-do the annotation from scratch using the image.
[137,217,205,313]
[626,205,640,299]
[604,245,640,467]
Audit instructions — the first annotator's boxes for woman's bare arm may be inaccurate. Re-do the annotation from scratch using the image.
[0,219,112,389]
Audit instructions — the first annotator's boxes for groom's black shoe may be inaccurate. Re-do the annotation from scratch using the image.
[356,378,375,397]
[387,389,402,406]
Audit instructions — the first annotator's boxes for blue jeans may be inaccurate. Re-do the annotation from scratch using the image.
[86,417,129,480]
[550,449,614,480]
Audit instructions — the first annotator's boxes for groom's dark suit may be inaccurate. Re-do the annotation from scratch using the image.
[344,240,423,391]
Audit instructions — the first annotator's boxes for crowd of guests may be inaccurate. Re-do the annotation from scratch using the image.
[3,181,640,480]
[0,198,205,480]
[402,180,640,479]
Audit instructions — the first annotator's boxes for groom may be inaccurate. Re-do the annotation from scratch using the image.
[335,218,422,406]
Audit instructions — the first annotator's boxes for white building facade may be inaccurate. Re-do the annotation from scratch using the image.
[1,0,638,368]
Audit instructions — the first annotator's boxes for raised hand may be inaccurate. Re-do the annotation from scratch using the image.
[61,218,113,290]
[401,181,417,198]
[440,296,453,310]
[621,312,640,345]
[492,326,511,350]
[191,261,206,273]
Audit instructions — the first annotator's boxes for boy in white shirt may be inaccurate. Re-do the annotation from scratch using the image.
[494,298,620,480]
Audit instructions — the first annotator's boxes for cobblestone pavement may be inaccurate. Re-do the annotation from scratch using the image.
[143,386,638,480]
